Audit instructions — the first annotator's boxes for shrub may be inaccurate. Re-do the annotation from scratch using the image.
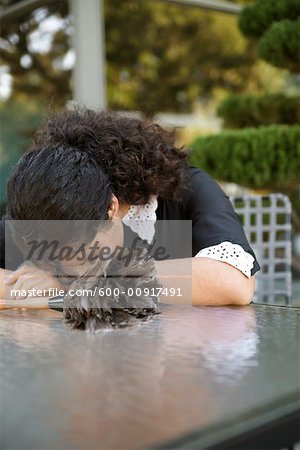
[257,18,300,72]
[189,125,300,190]
[239,0,300,39]
[217,94,300,128]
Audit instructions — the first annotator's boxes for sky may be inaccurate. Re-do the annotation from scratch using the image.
[0,10,74,100]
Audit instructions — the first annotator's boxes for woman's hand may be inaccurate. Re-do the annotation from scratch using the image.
[3,263,64,300]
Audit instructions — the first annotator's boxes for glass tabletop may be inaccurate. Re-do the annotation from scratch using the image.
[0,303,299,449]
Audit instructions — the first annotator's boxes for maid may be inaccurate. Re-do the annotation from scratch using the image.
[0,107,260,305]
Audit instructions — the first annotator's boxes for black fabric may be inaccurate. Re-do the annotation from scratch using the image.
[0,220,23,270]
[0,166,261,276]
[156,166,261,277]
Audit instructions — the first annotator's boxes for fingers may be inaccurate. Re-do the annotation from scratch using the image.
[8,273,45,299]
[3,263,36,285]
[3,272,21,285]
[2,263,65,300]
[5,271,63,300]
[8,276,30,300]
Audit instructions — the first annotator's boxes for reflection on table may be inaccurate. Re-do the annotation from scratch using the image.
[0,303,299,449]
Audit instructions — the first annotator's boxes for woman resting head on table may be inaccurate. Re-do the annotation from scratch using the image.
[0,107,261,308]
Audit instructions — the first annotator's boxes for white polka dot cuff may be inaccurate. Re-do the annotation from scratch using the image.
[195,241,255,278]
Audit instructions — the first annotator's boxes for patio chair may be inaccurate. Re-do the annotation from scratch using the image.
[229,193,292,305]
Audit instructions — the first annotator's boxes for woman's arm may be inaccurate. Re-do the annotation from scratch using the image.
[192,257,255,305]
[166,167,260,305]
[156,257,255,306]
[1,257,255,309]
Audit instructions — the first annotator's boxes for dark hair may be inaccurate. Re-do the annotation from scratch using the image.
[7,147,112,220]
[7,107,189,220]
[32,107,190,201]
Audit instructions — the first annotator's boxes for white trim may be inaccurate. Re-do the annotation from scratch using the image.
[195,241,255,278]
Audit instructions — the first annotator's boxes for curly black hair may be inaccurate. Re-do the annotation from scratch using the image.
[31,107,190,204]
[7,107,189,221]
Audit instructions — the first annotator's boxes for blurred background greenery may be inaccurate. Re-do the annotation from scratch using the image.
[188,0,300,279]
[0,0,300,277]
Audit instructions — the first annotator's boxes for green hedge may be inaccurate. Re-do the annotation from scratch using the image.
[217,94,300,128]
[257,18,300,72]
[239,0,300,39]
[189,125,300,190]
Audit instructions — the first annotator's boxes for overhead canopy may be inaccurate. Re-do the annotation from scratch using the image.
[0,0,241,21]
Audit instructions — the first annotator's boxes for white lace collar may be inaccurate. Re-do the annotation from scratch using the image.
[121,195,158,244]
[121,194,255,278]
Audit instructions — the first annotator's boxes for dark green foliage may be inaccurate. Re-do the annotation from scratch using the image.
[217,94,300,128]
[239,0,300,38]
[0,99,45,202]
[238,0,300,71]
[209,1,300,226]
[0,0,262,114]
[257,18,300,72]
[189,125,300,190]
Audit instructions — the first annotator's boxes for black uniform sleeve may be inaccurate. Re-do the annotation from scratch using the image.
[183,167,261,277]
[0,220,24,270]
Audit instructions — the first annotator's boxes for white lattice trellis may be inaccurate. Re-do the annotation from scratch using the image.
[230,194,292,305]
